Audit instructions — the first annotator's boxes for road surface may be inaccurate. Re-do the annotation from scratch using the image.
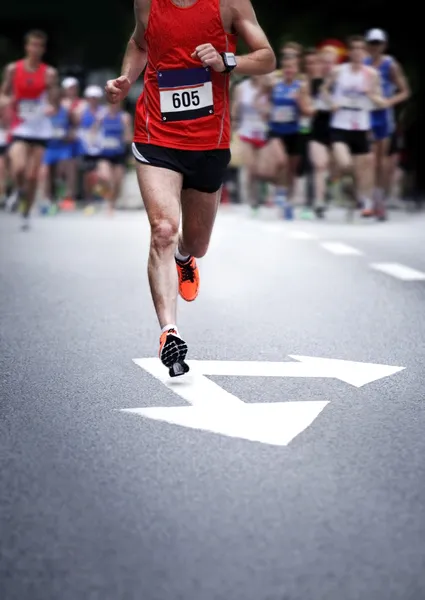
[1,206,425,600]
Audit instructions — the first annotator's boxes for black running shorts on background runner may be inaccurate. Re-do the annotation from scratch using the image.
[132,142,231,193]
[311,111,331,146]
[330,129,370,155]
[268,132,300,156]
[12,136,48,148]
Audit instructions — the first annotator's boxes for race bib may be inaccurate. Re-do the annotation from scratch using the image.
[102,137,121,149]
[52,127,66,139]
[272,106,295,123]
[18,99,40,120]
[0,130,7,145]
[157,67,214,122]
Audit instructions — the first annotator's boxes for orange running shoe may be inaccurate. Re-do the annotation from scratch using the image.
[176,256,200,302]
[159,328,189,376]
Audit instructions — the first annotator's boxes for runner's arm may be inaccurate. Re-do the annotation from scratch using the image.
[297,80,314,116]
[367,69,388,108]
[321,66,338,110]
[231,83,241,125]
[46,67,59,103]
[121,0,148,84]
[123,112,133,143]
[231,0,276,75]
[388,60,410,107]
[1,63,16,98]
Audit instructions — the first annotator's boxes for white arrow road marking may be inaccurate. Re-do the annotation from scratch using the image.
[122,357,405,446]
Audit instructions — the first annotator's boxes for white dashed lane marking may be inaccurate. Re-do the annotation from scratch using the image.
[370,263,425,281]
[320,242,363,256]
[288,231,318,240]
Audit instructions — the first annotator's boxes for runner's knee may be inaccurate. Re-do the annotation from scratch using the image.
[150,219,179,250]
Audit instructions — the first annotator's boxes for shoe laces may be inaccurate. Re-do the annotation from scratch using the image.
[180,260,195,283]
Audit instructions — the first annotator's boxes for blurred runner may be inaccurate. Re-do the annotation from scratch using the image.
[1,30,57,229]
[105,0,275,375]
[74,85,104,201]
[232,75,268,213]
[309,46,338,217]
[325,35,387,218]
[364,29,410,219]
[0,95,9,206]
[61,77,85,200]
[41,86,73,207]
[298,48,320,219]
[257,54,311,218]
[97,102,132,214]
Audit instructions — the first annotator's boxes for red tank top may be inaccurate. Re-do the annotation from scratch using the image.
[11,60,48,128]
[134,0,237,151]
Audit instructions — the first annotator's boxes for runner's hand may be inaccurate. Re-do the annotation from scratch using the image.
[105,76,131,104]
[44,104,55,117]
[191,44,225,72]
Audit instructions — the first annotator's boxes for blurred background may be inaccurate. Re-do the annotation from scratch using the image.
[0,0,422,211]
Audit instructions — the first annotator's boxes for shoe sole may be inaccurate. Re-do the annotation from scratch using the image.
[160,334,188,369]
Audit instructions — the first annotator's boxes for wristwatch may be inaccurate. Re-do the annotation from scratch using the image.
[220,52,237,74]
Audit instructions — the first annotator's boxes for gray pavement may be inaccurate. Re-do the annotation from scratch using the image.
[1,206,425,600]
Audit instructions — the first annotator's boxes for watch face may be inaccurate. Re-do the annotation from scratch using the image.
[225,53,237,67]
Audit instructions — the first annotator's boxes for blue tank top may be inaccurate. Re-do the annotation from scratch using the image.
[47,106,71,150]
[269,80,301,135]
[100,111,126,156]
[79,107,103,155]
[364,55,395,114]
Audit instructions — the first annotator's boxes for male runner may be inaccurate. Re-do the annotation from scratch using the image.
[309,46,338,217]
[97,101,132,214]
[105,0,275,375]
[61,77,84,199]
[41,86,73,205]
[0,96,9,205]
[232,75,268,212]
[364,28,409,219]
[1,30,57,229]
[75,85,104,201]
[324,35,387,217]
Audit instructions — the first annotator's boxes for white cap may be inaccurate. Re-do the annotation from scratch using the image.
[365,28,387,43]
[61,76,79,89]
[84,85,103,99]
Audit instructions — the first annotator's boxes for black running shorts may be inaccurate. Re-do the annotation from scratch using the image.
[12,136,48,148]
[268,132,301,156]
[132,142,231,194]
[330,129,370,155]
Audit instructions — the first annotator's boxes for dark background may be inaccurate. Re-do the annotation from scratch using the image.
[0,0,422,189]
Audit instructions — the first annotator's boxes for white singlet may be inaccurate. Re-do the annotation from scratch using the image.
[331,64,374,131]
[237,79,267,142]
[0,125,7,148]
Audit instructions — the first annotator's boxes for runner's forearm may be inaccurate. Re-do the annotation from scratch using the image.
[234,49,276,75]
[121,37,148,85]
[387,91,409,108]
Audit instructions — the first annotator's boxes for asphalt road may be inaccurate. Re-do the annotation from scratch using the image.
[1,205,425,600]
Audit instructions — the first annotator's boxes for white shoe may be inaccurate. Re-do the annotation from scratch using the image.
[20,214,30,231]
[6,191,19,212]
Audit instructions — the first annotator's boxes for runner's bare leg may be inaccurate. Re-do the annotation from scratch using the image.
[23,146,45,216]
[136,164,182,327]
[179,188,221,259]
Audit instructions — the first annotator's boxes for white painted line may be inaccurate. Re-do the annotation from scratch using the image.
[320,242,363,255]
[288,231,318,240]
[370,263,425,281]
